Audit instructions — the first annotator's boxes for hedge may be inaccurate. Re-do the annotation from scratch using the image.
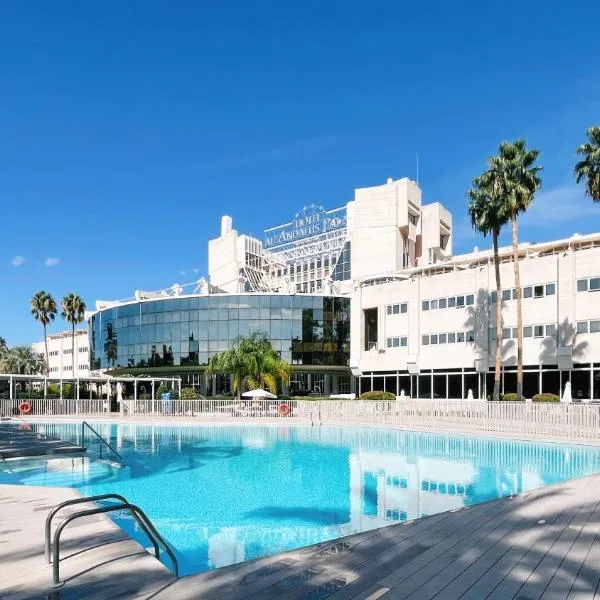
[499,393,521,401]
[532,393,560,403]
[360,391,396,401]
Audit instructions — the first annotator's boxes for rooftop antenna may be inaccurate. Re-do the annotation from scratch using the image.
[416,153,419,185]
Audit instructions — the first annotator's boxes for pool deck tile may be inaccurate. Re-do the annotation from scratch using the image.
[3,472,600,599]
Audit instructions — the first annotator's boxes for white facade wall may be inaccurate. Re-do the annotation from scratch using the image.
[32,330,90,378]
[353,241,600,399]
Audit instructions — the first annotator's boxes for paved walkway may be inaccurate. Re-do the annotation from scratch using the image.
[3,473,600,599]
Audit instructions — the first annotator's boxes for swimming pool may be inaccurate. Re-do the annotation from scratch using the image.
[2,421,600,576]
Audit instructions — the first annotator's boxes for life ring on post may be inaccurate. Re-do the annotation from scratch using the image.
[19,402,32,415]
[278,402,290,417]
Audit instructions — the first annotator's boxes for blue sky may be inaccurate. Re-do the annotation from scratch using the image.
[1,1,599,345]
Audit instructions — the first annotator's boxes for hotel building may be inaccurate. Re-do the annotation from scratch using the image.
[32,330,91,379]
[88,176,600,399]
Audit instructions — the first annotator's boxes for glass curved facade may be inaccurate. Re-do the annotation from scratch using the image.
[90,294,350,371]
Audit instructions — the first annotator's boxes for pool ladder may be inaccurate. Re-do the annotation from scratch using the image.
[80,421,124,464]
[45,493,179,587]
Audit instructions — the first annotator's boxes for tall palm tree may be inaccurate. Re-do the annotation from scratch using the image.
[30,290,57,374]
[0,346,46,375]
[468,171,508,401]
[490,140,542,399]
[575,125,600,202]
[207,332,290,398]
[61,293,87,374]
[0,336,7,356]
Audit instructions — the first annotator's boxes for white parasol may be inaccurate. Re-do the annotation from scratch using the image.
[242,388,277,399]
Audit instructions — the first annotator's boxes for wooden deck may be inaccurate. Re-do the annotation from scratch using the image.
[3,473,600,599]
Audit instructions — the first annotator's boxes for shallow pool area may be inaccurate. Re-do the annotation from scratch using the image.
[2,421,600,576]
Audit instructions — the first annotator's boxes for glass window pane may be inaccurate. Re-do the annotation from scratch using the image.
[534,285,544,298]
[466,294,474,306]
[422,335,429,345]
[534,325,544,337]
[439,298,447,309]
[448,332,456,343]
[577,279,588,292]
[400,337,407,347]
[590,278,600,291]
[439,333,447,344]
[545,283,555,295]
[577,321,589,334]
[430,334,438,344]
[502,289,511,301]
[392,337,400,348]
[401,303,407,314]
[545,324,556,336]
[447,297,456,308]
[466,330,474,342]
[503,328,511,339]
[523,326,532,337]
[590,320,600,333]
[456,296,465,307]
[457,332,465,342]
[523,286,532,298]
[387,305,392,315]
[422,301,429,311]
[387,338,392,347]
[490,291,497,303]
[430,299,438,310]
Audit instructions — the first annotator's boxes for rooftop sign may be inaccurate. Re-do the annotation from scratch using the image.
[264,205,346,249]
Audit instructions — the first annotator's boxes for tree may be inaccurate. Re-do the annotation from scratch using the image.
[575,125,600,202]
[207,331,290,398]
[31,290,57,374]
[468,171,508,401]
[490,140,542,399]
[0,336,7,356]
[61,293,87,374]
[0,346,46,375]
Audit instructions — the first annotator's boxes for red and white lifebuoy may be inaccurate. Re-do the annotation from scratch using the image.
[19,401,32,415]
[278,403,290,416]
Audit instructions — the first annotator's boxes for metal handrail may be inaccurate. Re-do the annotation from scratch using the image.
[81,421,124,463]
[47,497,179,586]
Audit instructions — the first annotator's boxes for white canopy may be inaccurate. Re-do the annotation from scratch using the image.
[242,388,277,399]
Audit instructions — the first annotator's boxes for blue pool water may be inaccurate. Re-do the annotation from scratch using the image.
[2,421,600,576]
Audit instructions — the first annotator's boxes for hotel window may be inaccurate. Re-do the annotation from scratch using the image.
[409,213,419,226]
[422,300,430,311]
[439,297,447,309]
[502,289,511,302]
[545,324,557,336]
[502,327,511,339]
[533,325,544,338]
[523,286,533,299]
[64,366,72,371]
[387,303,407,315]
[79,364,88,370]
[386,336,407,348]
[456,296,465,308]
[591,320,600,333]
[79,347,88,353]
[63,349,72,354]
[422,335,429,345]
[456,332,465,342]
[523,326,532,338]
[466,330,475,342]
[466,294,474,306]
[490,291,497,303]
[448,296,456,308]
[448,332,456,343]
[438,333,447,344]
[577,278,588,292]
[577,321,589,334]
[533,285,544,299]
[400,303,407,314]
[591,277,600,291]
[545,283,556,295]
[430,334,438,345]
[430,299,438,310]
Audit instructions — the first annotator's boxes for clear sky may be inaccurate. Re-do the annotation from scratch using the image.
[1,1,599,345]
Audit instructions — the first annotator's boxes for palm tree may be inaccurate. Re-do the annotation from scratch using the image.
[207,332,290,398]
[61,293,87,374]
[0,336,7,357]
[0,346,46,375]
[30,290,57,374]
[490,140,542,399]
[575,125,600,202]
[468,171,508,401]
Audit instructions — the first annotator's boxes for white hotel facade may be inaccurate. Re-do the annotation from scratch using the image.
[207,176,600,400]
[32,329,91,379]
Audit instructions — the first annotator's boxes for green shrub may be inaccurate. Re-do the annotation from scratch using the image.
[180,387,200,400]
[532,393,560,403]
[62,383,75,399]
[499,393,520,401]
[360,391,396,401]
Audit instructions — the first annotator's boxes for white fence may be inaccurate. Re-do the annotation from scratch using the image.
[3,398,600,442]
[0,398,297,419]
[297,400,600,441]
